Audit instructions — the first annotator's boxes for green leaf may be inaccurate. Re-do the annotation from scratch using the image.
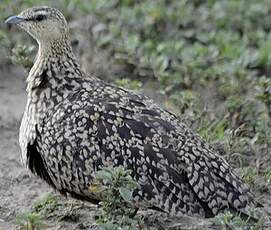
[118,187,133,203]
[96,170,113,182]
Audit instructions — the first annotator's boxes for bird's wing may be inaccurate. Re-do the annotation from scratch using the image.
[37,86,208,216]
[39,83,256,217]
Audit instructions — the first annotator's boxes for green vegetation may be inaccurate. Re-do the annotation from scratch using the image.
[264,169,271,185]
[242,167,257,186]
[15,193,60,229]
[89,166,140,230]
[114,78,143,91]
[213,211,264,230]
[33,193,60,218]
[15,193,81,229]
[16,212,46,230]
[1,0,270,229]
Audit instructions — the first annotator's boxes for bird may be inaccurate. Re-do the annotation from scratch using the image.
[5,6,256,218]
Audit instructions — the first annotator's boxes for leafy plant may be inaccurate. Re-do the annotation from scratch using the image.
[16,212,46,230]
[89,166,139,230]
[212,210,263,230]
[33,193,60,218]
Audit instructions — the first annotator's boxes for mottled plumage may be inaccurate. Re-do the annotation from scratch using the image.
[6,6,256,217]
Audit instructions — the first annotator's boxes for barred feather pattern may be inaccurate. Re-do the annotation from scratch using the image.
[17,6,256,218]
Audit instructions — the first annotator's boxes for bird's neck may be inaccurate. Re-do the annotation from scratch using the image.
[27,36,84,93]
[21,37,86,152]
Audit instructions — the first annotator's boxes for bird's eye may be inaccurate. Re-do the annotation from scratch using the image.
[34,14,46,22]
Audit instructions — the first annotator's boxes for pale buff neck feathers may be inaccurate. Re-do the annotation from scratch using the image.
[27,33,83,93]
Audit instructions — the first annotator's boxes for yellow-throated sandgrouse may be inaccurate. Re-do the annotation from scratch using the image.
[6,6,256,218]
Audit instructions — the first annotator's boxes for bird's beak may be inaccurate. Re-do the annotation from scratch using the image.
[5,15,25,25]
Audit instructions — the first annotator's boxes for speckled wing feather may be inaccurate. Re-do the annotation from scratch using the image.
[35,78,254,217]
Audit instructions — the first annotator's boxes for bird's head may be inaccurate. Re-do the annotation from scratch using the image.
[5,6,68,44]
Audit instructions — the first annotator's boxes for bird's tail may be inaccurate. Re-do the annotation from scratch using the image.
[186,150,269,224]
